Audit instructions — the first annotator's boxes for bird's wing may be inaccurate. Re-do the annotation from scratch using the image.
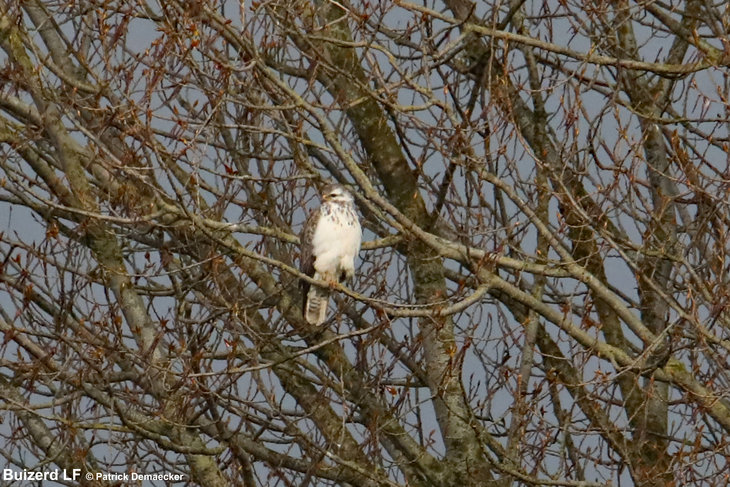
[299,208,320,304]
[300,208,319,277]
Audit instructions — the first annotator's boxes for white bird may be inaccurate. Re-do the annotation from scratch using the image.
[299,184,362,325]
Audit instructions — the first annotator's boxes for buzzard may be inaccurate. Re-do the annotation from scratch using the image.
[299,184,362,325]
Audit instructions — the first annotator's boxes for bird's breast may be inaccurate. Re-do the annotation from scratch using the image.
[311,204,361,273]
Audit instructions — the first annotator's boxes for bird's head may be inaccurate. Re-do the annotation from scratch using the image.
[321,184,354,204]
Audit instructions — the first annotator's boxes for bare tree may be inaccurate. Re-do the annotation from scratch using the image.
[0,0,729,485]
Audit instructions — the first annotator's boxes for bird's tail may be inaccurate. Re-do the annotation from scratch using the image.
[304,275,330,325]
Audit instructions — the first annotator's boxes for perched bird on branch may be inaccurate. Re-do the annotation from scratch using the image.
[299,184,362,325]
